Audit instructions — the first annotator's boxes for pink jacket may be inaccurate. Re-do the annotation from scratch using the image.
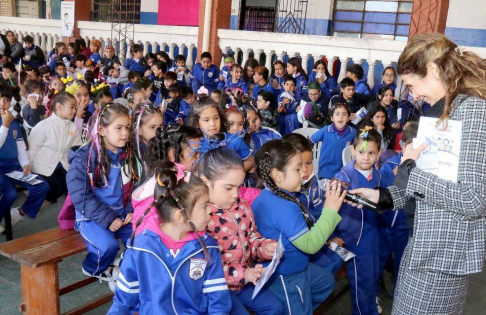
[132,177,158,234]
[207,198,274,290]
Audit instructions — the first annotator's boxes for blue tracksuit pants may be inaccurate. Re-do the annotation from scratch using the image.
[230,283,284,315]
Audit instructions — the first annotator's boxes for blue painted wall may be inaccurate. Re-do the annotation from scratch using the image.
[140,12,158,25]
[445,27,486,47]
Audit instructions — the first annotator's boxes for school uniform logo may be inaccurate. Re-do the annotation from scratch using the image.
[208,72,213,78]
[189,258,208,281]
[12,130,18,139]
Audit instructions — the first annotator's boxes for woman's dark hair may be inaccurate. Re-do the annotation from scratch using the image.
[51,91,76,114]
[156,51,172,67]
[243,58,259,83]
[144,52,156,62]
[130,161,210,262]
[256,140,313,228]
[287,57,308,80]
[0,84,28,149]
[188,96,228,133]
[145,124,202,177]
[87,103,130,187]
[353,126,383,150]
[313,59,331,77]
[361,106,393,148]
[198,146,244,182]
[74,38,87,56]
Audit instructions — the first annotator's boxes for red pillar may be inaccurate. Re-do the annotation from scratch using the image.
[197,0,232,64]
[409,0,450,38]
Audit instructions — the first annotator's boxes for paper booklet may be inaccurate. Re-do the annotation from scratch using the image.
[252,234,285,299]
[413,116,463,183]
[6,171,44,185]
[329,242,355,262]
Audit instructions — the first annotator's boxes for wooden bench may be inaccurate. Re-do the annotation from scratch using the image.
[0,227,113,315]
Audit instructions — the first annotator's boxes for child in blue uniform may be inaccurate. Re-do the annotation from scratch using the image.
[277,76,301,135]
[222,64,248,96]
[124,44,147,77]
[299,81,330,129]
[188,96,255,172]
[168,54,192,88]
[282,133,343,275]
[286,57,308,98]
[217,52,235,91]
[109,162,231,314]
[346,64,371,95]
[252,66,280,103]
[245,105,281,155]
[333,126,382,315]
[270,60,285,93]
[376,122,417,299]
[0,84,49,225]
[311,104,356,180]
[252,140,345,315]
[191,52,220,95]
[308,59,337,99]
[178,87,195,125]
[67,103,133,282]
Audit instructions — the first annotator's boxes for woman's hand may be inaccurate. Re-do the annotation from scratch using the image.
[401,142,428,163]
[245,265,264,285]
[22,165,32,176]
[323,181,347,213]
[346,188,379,208]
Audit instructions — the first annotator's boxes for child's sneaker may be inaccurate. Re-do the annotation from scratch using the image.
[10,207,25,226]
[82,266,115,282]
[376,296,383,314]
[108,258,122,292]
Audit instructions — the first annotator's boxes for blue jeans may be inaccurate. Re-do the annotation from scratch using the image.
[230,283,284,315]
[0,163,50,221]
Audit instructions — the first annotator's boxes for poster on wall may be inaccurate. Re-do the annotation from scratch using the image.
[61,1,75,37]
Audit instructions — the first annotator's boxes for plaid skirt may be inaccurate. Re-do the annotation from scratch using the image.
[392,241,469,315]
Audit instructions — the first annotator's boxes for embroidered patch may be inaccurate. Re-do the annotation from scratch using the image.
[189,258,208,281]
[208,72,213,78]
[12,130,18,139]
[68,131,75,136]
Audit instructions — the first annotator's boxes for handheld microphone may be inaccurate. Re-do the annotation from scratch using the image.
[319,178,380,212]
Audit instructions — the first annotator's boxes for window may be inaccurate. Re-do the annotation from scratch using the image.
[91,0,141,24]
[332,0,413,41]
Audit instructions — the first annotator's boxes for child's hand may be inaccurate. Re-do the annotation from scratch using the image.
[123,213,133,225]
[0,108,15,128]
[28,94,38,109]
[109,218,123,232]
[76,100,88,118]
[166,98,173,103]
[245,265,264,285]
[264,242,278,256]
[323,181,346,213]
[22,165,32,176]
[144,69,153,77]
[281,98,290,106]
[392,122,401,129]
[328,237,345,247]
[277,105,284,113]
[219,74,225,81]
[350,113,357,121]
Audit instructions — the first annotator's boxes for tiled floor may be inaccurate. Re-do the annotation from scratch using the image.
[1,195,485,314]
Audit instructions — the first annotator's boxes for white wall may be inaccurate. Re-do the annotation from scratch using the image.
[446,0,486,29]
[141,0,158,13]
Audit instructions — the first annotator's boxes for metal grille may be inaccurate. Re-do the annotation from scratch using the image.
[91,0,141,24]
[275,0,309,34]
[332,0,413,40]
[242,7,276,32]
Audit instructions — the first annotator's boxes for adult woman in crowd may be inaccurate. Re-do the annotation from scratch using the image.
[350,33,486,315]
[5,31,23,64]
[0,32,11,64]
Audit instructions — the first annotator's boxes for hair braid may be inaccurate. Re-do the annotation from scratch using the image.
[258,153,313,228]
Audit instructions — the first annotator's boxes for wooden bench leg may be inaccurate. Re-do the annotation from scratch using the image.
[20,263,60,315]
[4,209,13,241]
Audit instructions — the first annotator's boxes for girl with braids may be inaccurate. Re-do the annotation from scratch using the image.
[130,102,163,187]
[132,124,202,234]
[252,140,345,315]
[109,161,231,315]
[42,76,65,117]
[0,83,50,227]
[189,95,255,172]
[28,92,81,206]
[66,103,134,282]
[200,146,284,315]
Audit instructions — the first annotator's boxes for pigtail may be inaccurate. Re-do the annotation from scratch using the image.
[13,101,29,151]
[256,143,313,229]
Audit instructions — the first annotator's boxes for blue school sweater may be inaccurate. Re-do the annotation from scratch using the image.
[308,72,338,99]
[252,82,280,107]
[224,132,252,161]
[191,63,220,95]
[270,74,285,92]
[253,188,311,276]
[89,52,101,65]
[293,73,308,98]
[297,177,324,222]
[334,161,381,245]
[223,79,248,95]
[371,82,397,96]
[249,127,281,155]
[354,75,371,95]
[310,124,356,179]
[108,231,230,315]
[124,58,146,77]
[0,119,23,167]
[177,100,191,124]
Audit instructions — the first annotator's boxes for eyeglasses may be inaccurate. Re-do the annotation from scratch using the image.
[308,93,320,97]
[384,74,396,78]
